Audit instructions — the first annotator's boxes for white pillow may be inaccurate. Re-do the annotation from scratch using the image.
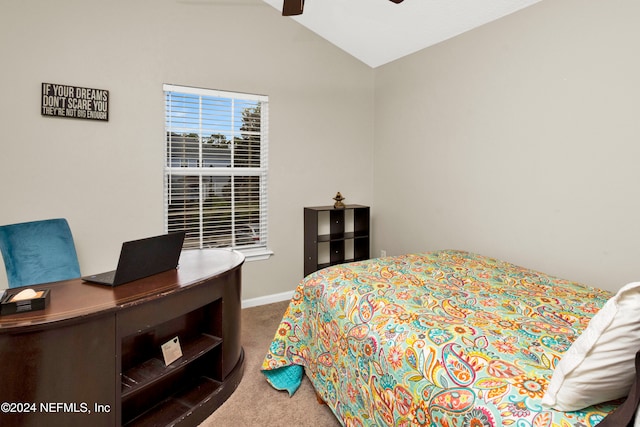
[542,281,640,411]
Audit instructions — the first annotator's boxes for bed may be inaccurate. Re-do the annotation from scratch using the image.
[261,250,640,426]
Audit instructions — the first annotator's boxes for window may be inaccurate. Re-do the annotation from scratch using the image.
[164,84,271,260]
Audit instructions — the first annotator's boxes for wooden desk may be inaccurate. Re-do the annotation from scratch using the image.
[0,249,245,427]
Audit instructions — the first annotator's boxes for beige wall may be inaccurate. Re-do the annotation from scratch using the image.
[373,0,640,292]
[0,0,375,297]
[3,0,639,297]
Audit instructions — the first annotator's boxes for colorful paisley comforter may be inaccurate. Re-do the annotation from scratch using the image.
[261,250,619,426]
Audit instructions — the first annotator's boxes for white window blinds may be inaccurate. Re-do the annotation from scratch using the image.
[164,84,270,258]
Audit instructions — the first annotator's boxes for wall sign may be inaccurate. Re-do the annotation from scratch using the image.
[41,82,109,121]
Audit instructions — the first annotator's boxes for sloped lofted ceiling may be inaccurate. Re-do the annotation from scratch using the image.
[263,0,542,68]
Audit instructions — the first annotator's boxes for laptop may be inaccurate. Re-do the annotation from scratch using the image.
[82,231,186,286]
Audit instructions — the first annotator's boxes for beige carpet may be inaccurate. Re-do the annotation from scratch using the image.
[200,300,341,427]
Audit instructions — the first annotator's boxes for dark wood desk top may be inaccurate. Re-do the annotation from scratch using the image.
[0,249,245,332]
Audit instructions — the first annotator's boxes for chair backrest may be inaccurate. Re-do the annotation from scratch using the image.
[0,218,81,288]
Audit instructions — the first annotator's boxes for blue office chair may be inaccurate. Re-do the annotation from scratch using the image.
[0,218,81,288]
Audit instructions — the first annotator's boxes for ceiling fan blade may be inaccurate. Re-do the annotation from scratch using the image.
[282,0,404,16]
[282,0,304,16]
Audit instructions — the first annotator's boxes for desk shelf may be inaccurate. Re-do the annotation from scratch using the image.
[125,376,221,426]
[120,298,226,426]
[121,333,222,399]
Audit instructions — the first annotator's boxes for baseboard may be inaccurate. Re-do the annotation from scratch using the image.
[242,290,294,309]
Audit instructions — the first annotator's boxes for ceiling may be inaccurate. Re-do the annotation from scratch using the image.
[263,0,542,68]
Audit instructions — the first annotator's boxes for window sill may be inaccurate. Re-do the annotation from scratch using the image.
[236,247,274,262]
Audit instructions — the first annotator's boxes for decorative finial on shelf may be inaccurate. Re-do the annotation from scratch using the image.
[333,192,345,209]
